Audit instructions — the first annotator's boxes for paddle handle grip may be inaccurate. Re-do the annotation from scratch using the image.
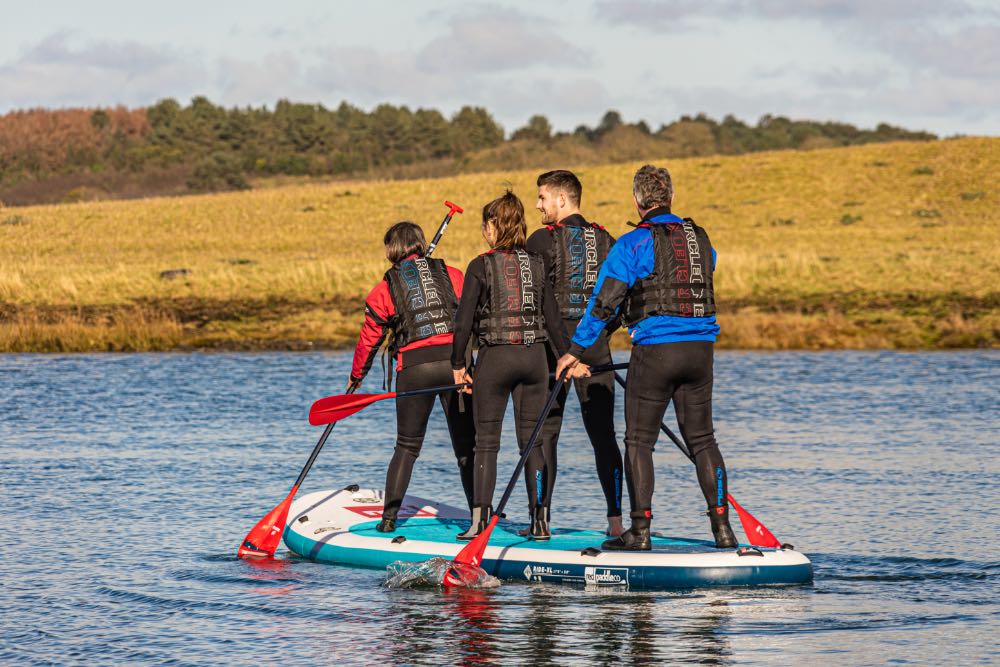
[494,371,568,516]
[426,200,463,256]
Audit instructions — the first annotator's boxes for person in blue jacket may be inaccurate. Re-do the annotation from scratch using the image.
[556,164,738,551]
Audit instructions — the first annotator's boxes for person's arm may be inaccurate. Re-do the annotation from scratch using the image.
[568,231,649,357]
[451,257,483,370]
[349,281,393,386]
[542,283,569,356]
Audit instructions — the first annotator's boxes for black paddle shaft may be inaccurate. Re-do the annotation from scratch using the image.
[612,371,693,462]
[494,372,569,516]
[292,207,458,490]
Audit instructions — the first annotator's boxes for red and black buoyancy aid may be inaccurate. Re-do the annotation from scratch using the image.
[384,256,458,351]
[547,221,614,320]
[622,218,716,326]
[476,249,548,345]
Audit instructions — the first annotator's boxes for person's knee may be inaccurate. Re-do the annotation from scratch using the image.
[394,435,423,458]
[686,431,718,459]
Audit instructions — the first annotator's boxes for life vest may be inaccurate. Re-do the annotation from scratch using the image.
[622,218,716,326]
[384,256,458,351]
[547,221,613,320]
[476,249,548,345]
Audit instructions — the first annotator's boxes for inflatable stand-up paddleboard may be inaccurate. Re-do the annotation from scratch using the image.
[283,487,813,589]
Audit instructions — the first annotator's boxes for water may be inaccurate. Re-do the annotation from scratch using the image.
[1,351,997,665]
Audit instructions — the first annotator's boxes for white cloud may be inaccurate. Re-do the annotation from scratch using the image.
[0,32,206,108]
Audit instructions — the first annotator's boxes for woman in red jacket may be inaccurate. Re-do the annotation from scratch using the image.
[349,221,475,533]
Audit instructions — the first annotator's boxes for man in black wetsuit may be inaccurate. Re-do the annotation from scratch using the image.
[527,170,625,537]
[556,164,738,550]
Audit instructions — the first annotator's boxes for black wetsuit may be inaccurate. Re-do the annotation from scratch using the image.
[624,341,724,512]
[385,353,476,521]
[527,215,624,518]
[451,252,569,514]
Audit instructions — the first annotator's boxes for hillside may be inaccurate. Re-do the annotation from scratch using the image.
[0,101,935,206]
[0,137,996,353]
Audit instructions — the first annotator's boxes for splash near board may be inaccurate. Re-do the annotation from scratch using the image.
[283,487,813,589]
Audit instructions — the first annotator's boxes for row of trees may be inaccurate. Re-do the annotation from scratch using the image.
[0,97,936,199]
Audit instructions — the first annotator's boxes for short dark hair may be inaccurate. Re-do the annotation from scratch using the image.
[537,170,582,207]
[482,190,526,250]
[383,221,427,263]
[633,164,673,211]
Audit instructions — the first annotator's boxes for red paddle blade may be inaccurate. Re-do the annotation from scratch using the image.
[308,392,395,426]
[727,493,782,548]
[238,486,298,559]
[449,514,500,578]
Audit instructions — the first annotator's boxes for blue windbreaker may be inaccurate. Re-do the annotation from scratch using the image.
[569,212,719,356]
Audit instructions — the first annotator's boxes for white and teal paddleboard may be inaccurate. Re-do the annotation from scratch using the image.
[283,486,813,589]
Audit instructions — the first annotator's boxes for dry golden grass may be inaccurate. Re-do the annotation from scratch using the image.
[1,137,997,351]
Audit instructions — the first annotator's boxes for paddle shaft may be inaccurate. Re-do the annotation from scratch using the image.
[493,372,568,517]
[293,207,459,488]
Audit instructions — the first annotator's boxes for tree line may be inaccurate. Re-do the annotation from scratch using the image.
[0,97,936,204]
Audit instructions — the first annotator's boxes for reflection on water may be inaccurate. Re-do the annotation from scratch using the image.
[0,351,997,665]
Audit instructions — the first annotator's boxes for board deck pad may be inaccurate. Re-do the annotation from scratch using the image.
[283,487,813,589]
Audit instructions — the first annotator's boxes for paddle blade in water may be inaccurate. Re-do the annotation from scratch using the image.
[384,557,499,589]
[308,392,395,426]
[238,486,298,559]
[449,514,499,576]
[728,493,782,548]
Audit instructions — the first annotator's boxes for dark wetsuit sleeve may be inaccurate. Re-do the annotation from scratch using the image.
[543,284,569,357]
[451,257,484,369]
[526,228,554,285]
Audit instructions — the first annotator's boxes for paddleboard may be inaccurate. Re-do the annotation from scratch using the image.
[283,486,813,589]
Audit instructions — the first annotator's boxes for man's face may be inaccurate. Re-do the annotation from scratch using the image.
[536,185,562,225]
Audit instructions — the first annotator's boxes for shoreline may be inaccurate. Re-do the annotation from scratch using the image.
[2,294,995,353]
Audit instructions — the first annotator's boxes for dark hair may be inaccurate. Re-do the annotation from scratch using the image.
[482,190,526,250]
[383,221,427,263]
[536,169,582,207]
[633,164,674,211]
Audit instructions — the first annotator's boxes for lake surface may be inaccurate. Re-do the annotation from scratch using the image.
[1,351,997,665]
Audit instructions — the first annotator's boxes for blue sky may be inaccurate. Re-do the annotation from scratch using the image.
[2,0,997,136]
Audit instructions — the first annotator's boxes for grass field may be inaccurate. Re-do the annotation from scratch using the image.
[1,137,997,352]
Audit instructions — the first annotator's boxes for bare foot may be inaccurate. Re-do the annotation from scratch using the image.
[606,516,625,537]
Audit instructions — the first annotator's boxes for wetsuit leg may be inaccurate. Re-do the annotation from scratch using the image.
[382,361,439,521]
[511,344,550,512]
[470,346,514,508]
[575,338,623,518]
[623,344,676,512]
[440,378,476,510]
[538,343,568,512]
[670,342,727,510]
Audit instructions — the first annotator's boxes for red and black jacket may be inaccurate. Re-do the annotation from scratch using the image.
[350,254,465,383]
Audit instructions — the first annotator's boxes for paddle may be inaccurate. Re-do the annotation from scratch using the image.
[309,383,468,426]
[611,371,782,548]
[445,370,571,583]
[426,201,464,255]
[308,362,629,426]
[238,200,463,560]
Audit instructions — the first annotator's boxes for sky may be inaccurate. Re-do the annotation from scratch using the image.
[1,0,998,136]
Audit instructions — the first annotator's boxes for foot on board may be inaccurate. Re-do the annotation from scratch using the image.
[709,505,737,548]
[601,510,652,551]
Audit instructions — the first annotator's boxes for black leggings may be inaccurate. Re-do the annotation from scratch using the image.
[542,333,623,517]
[624,341,727,513]
[382,358,475,521]
[471,343,549,512]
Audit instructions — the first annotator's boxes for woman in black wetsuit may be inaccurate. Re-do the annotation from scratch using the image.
[451,190,574,540]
